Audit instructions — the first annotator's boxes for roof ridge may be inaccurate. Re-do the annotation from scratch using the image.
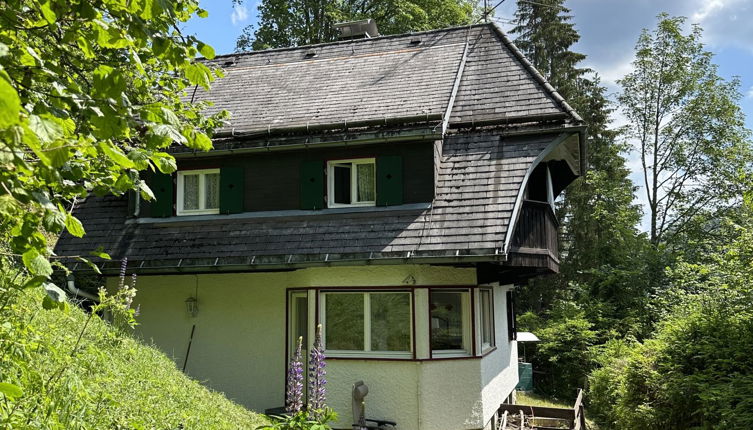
[210,23,490,59]
[486,23,583,124]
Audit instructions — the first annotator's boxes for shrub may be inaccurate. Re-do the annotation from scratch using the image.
[588,225,753,429]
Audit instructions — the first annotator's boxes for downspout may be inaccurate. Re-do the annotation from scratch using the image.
[66,275,100,302]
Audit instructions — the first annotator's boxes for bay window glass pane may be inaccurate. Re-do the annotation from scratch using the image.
[356,163,375,202]
[481,290,494,347]
[370,293,410,352]
[183,174,199,210]
[431,292,464,350]
[333,164,351,204]
[325,293,363,350]
[205,173,220,209]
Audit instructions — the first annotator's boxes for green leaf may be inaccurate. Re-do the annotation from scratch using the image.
[28,114,64,143]
[185,63,212,89]
[98,142,136,169]
[197,8,209,18]
[0,382,23,400]
[153,124,187,144]
[65,213,85,237]
[75,257,102,275]
[197,42,215,59]
[0,43,8,57]
[185,130,212,151]
[77,36,95,58]
[150,152,177,173]
[22,249,52,277]
[0,72,21,128]
[89,247,111,260]
[39,0,57,24]
[22,276,48,290]
[42,282,68,311]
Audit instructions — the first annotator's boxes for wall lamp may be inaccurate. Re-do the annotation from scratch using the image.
[185,297,198,317]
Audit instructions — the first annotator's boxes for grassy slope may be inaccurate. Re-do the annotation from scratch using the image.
[0,285,266,429]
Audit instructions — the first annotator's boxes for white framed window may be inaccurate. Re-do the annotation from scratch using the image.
[176,169,220,216]
[321,291,412,358]
[326,158,376,208]
[479,289,495,351]
[430,290,472,357]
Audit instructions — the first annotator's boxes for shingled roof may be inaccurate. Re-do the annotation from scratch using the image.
[55,23,584,273]
[195,23,581,135]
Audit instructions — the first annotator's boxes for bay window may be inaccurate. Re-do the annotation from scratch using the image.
[322,291,412,357]
[430,290,471,356]
[480,289,495,351]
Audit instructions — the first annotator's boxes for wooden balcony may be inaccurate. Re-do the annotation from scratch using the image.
[507,200,560,273]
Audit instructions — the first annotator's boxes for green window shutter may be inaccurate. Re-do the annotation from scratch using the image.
[220,167,245,214]
[376,155,403,206]
[300,160,324,210]
[150,172,173,217]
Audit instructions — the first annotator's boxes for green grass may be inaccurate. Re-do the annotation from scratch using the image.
[0,278,267,429]
[516,391,573,409]
[516,391,598,429]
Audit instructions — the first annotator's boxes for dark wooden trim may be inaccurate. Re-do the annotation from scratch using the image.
[480,346,498,358]
[470,288,477,356]
[327,354,481,363]
[411,289,417,360]
[284,289,290,408]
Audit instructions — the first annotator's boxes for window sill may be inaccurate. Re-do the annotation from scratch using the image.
[431,350,471,359]
[176,209,220,216]
[325,351,412,360]
[481,346,497,357]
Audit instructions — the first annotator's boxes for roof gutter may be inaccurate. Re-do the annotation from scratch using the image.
[69,251,508,276]
[213,114,443,139]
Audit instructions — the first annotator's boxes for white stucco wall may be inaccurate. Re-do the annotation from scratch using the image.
[114,264,517,430]
[478,284,519,428]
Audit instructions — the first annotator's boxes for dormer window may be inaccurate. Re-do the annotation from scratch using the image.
[177,169,220,215]
[327,158,376,207]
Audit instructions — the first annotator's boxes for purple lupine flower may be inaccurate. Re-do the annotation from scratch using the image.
[286,336,305,413]
[118,258,128,290]
[308,324,327,418]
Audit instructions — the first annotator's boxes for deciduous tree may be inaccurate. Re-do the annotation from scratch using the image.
[235,0,477,51]
[618,14,753,247]
[0,0,225,284]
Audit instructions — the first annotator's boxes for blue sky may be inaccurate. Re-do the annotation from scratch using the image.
[182,0,753,229]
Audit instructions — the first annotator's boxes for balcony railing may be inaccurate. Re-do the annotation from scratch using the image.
[510,200,559,261]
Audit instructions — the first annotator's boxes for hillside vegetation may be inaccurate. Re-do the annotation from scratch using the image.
[0,275,266,429]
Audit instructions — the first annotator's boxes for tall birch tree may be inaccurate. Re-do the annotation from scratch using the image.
[618,14,752,247]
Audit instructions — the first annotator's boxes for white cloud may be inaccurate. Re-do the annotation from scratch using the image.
[230,5,249,26]
[747,86,753,99]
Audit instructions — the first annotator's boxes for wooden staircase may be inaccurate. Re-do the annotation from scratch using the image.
[496,390,586,430]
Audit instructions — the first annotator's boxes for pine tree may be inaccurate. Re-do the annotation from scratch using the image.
[511,0,643,321]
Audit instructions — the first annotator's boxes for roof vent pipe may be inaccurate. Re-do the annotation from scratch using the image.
[333,19,379,40]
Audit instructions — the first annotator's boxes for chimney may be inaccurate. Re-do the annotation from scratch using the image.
[333,19,380,40]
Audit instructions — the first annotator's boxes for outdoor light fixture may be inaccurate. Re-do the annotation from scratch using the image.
[185,297,198,317]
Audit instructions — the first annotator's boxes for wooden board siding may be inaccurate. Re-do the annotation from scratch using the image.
[174,141,434,212]
[507,200,560,272]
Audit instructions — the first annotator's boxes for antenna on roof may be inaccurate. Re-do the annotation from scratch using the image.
[333,19,380,40]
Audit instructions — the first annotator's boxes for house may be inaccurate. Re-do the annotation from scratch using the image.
[55,21,585,430]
